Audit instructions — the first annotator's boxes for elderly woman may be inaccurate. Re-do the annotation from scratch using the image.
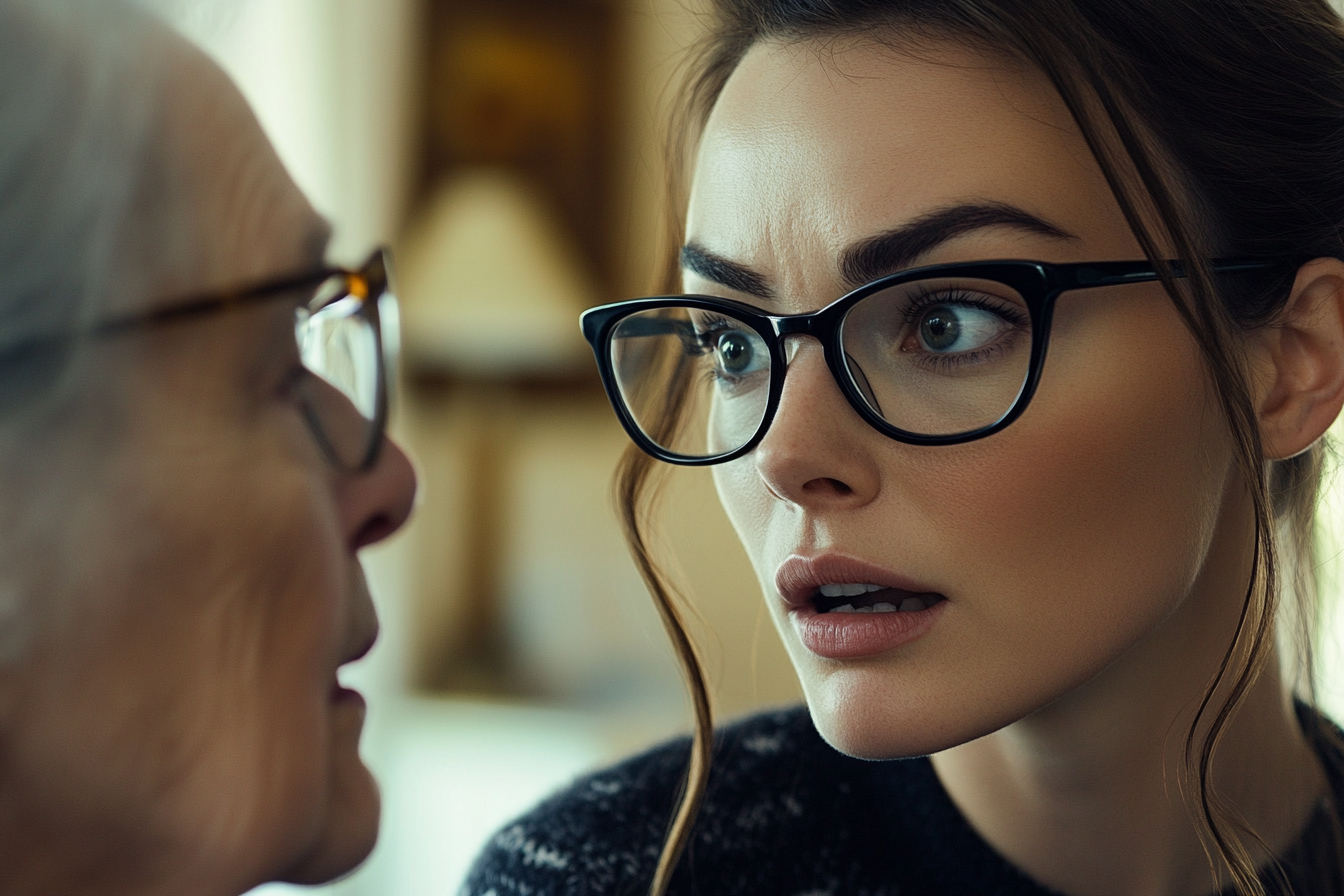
[0,2,416,894]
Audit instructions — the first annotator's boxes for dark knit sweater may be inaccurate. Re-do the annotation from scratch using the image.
[462,705,1343,896]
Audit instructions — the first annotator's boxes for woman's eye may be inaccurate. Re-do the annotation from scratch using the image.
[708,328,768,378]
[912,303,1011,354]
[716,331,754,372]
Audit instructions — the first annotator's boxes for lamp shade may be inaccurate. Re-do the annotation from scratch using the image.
[397,168,597,377]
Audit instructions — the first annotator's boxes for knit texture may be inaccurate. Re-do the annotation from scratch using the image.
[461,705,1343,896]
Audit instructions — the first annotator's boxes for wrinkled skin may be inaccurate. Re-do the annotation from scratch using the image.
[0,21,416,896]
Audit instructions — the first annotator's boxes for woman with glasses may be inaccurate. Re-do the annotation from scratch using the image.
[466,1,1344,895]
[0,2,415,893]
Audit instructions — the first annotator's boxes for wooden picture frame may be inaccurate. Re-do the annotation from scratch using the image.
[421,0,618,297]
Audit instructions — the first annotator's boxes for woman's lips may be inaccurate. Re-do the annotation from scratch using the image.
[775,553,946,659]
[789,599,946,659]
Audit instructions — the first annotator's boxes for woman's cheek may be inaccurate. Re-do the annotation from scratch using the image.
[965,300,1225,612]
[712,460,776,570]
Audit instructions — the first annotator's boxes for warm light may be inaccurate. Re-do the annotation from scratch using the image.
[395,168,596,378]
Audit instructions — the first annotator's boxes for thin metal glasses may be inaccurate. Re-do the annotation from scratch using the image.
[95,247,397,471]
[581,258,1280,465]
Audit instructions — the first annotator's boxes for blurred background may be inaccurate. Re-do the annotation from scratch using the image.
[136,1,1344,893]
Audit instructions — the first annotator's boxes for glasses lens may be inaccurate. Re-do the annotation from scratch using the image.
[838,276,1033,437]
[609,306,771,460]
[294,277,383,468]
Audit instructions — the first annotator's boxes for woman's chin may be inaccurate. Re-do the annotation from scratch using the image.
[800,667,1023,761]
[809,703,970,760]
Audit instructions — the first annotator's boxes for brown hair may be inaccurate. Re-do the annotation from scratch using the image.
[618,1,1344,894]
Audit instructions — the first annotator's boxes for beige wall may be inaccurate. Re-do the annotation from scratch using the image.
[396,388,803,721]
[392,0,802,721]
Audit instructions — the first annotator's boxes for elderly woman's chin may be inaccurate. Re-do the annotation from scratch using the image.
[278,745,380,885]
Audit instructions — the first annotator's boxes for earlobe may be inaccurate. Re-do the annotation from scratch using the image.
[1255,257,1344,460]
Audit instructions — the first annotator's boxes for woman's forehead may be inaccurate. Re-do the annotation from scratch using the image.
[687,37,1138,286]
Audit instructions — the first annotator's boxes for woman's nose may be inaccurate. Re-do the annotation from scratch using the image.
[751,337,880,510]
[340,434,417,552]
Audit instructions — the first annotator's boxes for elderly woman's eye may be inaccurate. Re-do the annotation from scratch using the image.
[278,363,309,398]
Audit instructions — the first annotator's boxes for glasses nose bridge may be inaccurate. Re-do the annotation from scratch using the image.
[774,308,833,365]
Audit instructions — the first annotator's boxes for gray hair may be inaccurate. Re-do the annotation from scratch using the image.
[0,0,174,661]
[0,0,167,417]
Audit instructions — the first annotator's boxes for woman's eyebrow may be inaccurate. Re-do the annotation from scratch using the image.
[839,202,1077,287]
[680,243,775,299]
[680,202,1076,299]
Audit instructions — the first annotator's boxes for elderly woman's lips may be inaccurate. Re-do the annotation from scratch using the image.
[332,629,376,706]
[331,683,366,708]
[341,629,378,666]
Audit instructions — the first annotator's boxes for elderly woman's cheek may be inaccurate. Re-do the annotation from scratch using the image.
[99,403,352,880]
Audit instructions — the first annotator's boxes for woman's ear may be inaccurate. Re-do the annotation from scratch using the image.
[1252,257,1344,460]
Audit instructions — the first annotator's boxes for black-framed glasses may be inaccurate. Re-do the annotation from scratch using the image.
[581,257,1282,466]
[91,247,397,472]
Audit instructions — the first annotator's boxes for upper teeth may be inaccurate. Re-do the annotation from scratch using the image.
[819,583,886,598]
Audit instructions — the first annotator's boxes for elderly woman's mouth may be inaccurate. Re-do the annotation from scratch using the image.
[331,683,366,707]
[340,629,379,666]
[331,633,377,704]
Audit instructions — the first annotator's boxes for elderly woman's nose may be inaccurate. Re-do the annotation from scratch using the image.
[343,436,417,551]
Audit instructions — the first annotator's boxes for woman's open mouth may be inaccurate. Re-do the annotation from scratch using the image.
[812,583,945,615]
[776,554,948,659]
